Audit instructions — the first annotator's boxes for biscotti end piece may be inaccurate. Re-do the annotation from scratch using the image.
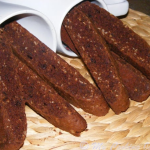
[112,52,150,102]
[63,7,129,114]
[3,21,109,116]
[78,1,150,80]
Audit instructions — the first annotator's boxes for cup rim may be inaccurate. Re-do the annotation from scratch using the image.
[0,2,57,52]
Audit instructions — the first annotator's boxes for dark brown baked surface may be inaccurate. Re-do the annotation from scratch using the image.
[3,21,109,116]
[112,52,150,102]
[63,7,130,114]
[78,1,150,80]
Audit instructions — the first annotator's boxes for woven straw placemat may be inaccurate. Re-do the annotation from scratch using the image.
[20,9,150,150]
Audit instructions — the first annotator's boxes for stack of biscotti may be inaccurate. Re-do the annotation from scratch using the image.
[62,22,150,103]
[0,20,111,149]
[0,29,88,149]
[62,1,150,110]
[63,6,130,114]
[77,1,150,79]
[3,21,109,116]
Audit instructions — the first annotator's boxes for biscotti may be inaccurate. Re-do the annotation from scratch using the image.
[1,29,87,135]
[0,34,27,150]
[62,10,150,102]
[61,25,78,54]
[0,30,87,150]
[63,7,129,114]
[78,1,150,80]
[3,21,109,116]
[16,54,87,135]
[112,52,150,102]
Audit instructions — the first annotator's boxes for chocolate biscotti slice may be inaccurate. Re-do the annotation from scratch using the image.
[63,7,129,114]
[78,1,150,80]
[0,34,27,150]
[3,21,109,116]
[112,52,150,102]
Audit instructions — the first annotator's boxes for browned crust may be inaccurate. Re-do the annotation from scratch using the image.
[112,52,150,102]
[78,1,150,80]
[63,7,129,114]
[3,21,109,116]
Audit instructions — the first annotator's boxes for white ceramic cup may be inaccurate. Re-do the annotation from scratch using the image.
[0,0,128,57]
[0,1,57,52]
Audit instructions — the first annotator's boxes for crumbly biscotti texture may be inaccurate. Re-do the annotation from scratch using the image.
[63,7,129,114]
[3,21,109,116]
[61,25,78,54]
[0,34,27,150]
[78,1,150,80]
[112,52,150,102]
